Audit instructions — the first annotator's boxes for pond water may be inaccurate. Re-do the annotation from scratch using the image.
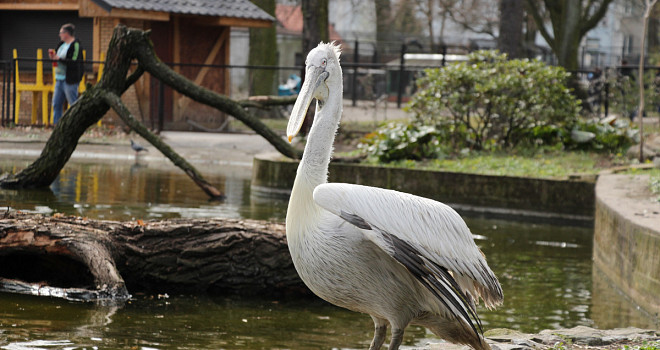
[0,158,656,349]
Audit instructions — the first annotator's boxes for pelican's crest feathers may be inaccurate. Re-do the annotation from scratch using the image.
[317,41,341,62]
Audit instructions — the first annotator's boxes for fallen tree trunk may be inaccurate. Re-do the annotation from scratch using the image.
[0,25,301,191]
[0,212,307,300]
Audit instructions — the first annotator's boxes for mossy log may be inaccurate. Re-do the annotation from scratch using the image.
[0,212,307,301]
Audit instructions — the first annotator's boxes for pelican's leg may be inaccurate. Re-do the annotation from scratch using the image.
[388,327,405,350]
[369,316,388,350]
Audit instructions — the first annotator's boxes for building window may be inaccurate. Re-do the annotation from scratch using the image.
[622,35,634,55]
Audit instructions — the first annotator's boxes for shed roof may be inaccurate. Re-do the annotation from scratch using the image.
[90,0,274,22]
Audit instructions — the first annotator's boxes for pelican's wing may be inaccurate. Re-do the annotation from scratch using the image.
[313,182,503,310]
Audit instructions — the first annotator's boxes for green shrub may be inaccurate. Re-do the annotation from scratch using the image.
[358,122,446,162]
[407,50,582,151]
[359,51,638,163]
[564,118,639,152]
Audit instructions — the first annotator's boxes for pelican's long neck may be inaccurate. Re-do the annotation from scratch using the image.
[286,74,342,241]
[299,93,342,187]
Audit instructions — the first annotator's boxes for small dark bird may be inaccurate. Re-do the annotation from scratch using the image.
[130,139,148,154]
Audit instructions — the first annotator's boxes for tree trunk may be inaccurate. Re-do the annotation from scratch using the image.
[0,29,138,189]
[0,212,307,300]
[300,0,329,135]
[249,0,278,96]
[553,1,581,71]
[638,0,658,162]
[374,0,394,43]
[302,0,329,55]
[498,0,524,59]
[525,0,614,71]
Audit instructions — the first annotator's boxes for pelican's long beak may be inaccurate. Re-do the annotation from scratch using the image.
[287,66,329,142]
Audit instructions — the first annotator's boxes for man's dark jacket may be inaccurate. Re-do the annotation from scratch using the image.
[56,39,84,84]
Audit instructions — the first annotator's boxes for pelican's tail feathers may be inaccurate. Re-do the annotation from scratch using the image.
[416,315,491,350]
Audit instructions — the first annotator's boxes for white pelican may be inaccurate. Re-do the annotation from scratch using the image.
[285,42,503,350]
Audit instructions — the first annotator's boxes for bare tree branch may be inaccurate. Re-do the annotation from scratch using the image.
[101,90,225,199]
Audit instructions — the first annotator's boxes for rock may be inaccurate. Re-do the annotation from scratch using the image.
[606,327,658,338]
[484,328,532,343]
[540,325,607,345]
[490,343,532,350]
[602,335,627,344]
[626,144,657,161]
[511,339,539,348]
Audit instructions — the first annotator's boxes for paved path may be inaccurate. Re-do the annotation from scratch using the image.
[0,130,279,168]
[0,99,412,168]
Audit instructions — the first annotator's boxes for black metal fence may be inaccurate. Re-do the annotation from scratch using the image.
[1,54,657,128]
[0,55,443,127]
[1,60,13,127]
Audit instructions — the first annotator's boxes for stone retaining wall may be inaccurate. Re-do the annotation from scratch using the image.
[593,174,660,321]
[252,153,596,222]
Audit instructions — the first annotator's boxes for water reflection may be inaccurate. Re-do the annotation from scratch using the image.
[468,219,594,331]
[0,158,657,348]
[0,159,288,222]
[0,293,384,350]
[591,266,659,330]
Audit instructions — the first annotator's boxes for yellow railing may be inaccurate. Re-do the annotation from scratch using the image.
[13,49,50,125]
[13,49,104,126]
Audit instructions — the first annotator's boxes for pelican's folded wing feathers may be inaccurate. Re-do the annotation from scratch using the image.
[313,182,503,309]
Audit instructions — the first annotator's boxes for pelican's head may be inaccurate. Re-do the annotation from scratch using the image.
[287,42,342,142]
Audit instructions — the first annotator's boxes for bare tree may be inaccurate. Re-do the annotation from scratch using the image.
[525,0,614,72]
[392,0,425,37]
[441,0,500,38]
[413,0,439,50]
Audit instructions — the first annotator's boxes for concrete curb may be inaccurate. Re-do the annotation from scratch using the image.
[594,174,660,322]
[251,152,596,224]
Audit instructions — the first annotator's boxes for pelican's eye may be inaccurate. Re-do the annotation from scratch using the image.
[321,58,327,67]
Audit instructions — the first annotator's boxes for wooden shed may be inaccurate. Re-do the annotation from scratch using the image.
[0,0,274,129]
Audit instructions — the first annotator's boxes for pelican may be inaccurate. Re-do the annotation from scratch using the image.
[285,42,503,350]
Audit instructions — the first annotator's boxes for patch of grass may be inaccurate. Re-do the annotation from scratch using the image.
[362,150,621,179]
[550,335,573,350]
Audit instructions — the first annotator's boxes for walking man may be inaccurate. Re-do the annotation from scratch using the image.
[48,23,84,125]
